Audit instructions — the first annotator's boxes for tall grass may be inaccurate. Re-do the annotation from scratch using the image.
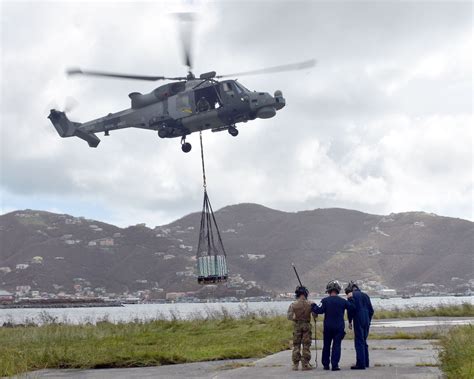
[438,325,474,379]
[373,303,474,319]
[0,309,296,377]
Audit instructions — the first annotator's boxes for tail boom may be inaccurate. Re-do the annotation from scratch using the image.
[48,110,100,148]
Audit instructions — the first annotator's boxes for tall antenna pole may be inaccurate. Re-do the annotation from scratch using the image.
[292,263,303,287]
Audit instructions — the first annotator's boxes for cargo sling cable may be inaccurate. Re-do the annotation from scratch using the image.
[196,131,228,284]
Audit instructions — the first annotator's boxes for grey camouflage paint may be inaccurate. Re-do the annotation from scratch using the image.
[48,79,285,148]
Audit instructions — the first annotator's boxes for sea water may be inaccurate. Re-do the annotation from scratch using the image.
[0,296,472,325]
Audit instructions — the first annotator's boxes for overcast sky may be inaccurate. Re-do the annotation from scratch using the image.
[1,0,472,227]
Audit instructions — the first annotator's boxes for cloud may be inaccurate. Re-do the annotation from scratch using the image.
[1,1,472,226]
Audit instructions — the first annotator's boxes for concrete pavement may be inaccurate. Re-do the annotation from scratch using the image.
[20,339,441,379]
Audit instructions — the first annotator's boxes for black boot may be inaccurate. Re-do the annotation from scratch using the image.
[323,366,330,370]
[351,365,365,370]
[332,367,340,371]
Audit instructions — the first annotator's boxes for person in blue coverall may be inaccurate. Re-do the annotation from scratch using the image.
[345,281,374,370]
[312,280,354,371]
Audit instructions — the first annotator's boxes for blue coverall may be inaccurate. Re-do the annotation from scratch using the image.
[348,290,374,368]
[312,296,353,369]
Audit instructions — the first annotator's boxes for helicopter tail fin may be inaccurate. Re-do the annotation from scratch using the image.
[48,109,100,148]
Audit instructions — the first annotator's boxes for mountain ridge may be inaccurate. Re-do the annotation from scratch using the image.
[0,205,472,298]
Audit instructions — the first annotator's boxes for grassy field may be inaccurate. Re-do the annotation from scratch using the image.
[438,325,474,379]
[0,314,296,377]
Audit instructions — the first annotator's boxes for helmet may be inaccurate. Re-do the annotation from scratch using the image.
[344,281,360,294]
[295,285,309,299]
[326,280,342,294]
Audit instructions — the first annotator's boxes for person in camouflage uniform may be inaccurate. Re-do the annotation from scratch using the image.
[287,285,315,371]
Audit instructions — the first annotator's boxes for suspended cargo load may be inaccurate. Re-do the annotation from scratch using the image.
[196,132,228,284]
[196,191,228,284]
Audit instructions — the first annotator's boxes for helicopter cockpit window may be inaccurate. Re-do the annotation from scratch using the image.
[222,82,234,94]
[235,82,249,93]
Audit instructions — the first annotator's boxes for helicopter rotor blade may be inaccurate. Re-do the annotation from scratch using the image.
[66,68,186,81]
[63,96,79,113]
[216,59,316,78]
[174,12,196,72]
[45,96,79,114]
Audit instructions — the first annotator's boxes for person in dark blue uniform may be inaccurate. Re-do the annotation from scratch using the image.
[345,281,374,370]
[312,280,354,371]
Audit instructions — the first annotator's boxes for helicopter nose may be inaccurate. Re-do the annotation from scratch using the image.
[274,90,285,110]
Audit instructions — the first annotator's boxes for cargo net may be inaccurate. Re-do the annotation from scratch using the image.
[196,132,228,284]
[196,191,228,284]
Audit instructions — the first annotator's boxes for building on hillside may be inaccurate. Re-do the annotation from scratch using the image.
[16,263,29,270]
[31,256,43,264]
[15,285,31,295]
[163,254,175,260]
[247,254,266,260]
[0,290,14,303]
[88,238,114,247]
[0,267,11,274]
[98,238,114,246]
[378,288,397,297]
[166,292,186,301]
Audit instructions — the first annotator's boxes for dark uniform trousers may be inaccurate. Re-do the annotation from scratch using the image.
[322,327,345,368]
[354,322,370,367]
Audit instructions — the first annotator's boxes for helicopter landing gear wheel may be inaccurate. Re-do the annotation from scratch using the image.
[181,136,192,153]
[228,126,239,137]
[182,142,192,153]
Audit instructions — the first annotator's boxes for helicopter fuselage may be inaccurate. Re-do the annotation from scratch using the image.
[48,79,285,151]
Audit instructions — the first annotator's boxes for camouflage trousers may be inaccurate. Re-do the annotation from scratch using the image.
[292,321,312,365]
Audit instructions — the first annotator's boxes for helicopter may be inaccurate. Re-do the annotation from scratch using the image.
[48,15,315,153]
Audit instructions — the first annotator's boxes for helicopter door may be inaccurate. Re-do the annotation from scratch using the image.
[194,85,221,112]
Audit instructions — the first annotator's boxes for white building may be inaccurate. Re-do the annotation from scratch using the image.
[163,254,175,260]
[378,288,397,296]
[31,256,43,264]
[247,254,266,260]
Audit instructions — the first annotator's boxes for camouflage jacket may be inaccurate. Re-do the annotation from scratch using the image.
[287,298,315,322]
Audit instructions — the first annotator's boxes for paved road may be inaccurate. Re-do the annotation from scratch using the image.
[22,339,441,379]
[370,316,474,335]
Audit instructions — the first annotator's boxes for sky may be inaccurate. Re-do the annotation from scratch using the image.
[0,0,472,227]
